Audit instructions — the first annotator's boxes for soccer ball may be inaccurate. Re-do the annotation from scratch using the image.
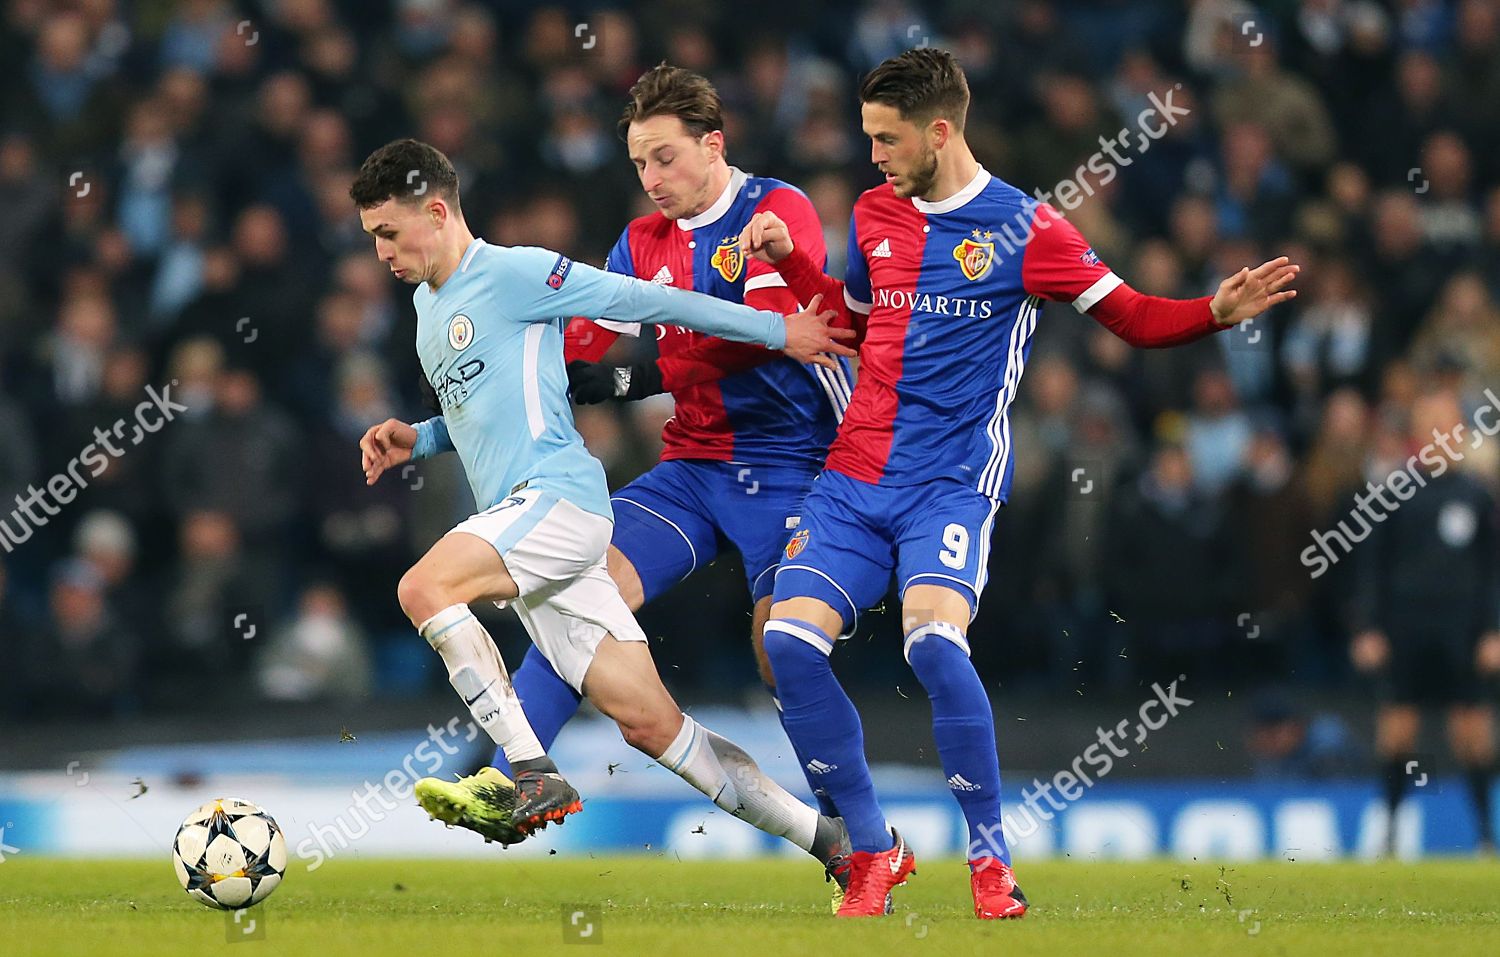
[171,798,287,910]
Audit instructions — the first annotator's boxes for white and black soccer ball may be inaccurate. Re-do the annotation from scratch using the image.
[172,798,287,910]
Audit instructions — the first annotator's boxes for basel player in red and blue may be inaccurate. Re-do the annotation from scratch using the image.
[744,49,1300,918]
[494,65,858,852]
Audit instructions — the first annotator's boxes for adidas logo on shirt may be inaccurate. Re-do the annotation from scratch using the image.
[806,759,838,774]
[651,265,674,285]
[947,773,981,791]
[871,238,892,258]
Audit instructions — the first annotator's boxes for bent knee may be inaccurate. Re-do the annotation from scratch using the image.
[397,568,453,627]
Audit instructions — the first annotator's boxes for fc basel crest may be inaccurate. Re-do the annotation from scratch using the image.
[784,528,809,560]
[953,230,996,281]
[448,314,474,351]
[711,238,744,282]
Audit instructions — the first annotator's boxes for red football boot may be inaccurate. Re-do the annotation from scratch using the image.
[835,831,916,918]
[970,857,1028,918]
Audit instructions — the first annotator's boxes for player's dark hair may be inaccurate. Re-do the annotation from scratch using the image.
[349,138,460,210]
[618,63,724,142]
[859,48,970,131]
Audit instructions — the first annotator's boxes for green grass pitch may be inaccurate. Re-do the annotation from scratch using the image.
[2,857,1498,956]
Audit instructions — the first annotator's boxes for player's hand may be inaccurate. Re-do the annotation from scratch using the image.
[567,361,622,404]
[1210,256,1300,327]
[1350,630,1389,673]
[1477,632,1500,675]
[567,360,666,404]
[782,294,857,369]
[359,418,417,486]
[739,211,794,264]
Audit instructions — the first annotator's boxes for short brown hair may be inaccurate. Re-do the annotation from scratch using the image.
[618,63,724,141]
[859,48,970,130]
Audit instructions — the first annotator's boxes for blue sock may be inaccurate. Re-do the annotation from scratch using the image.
[491,645,583,776]
[905,621,1009,865]
[763,618,887,852]
[765,682,841,819]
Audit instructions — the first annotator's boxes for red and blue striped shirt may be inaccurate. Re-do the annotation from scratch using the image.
[566,167,852,468]
[775,166,1223,501]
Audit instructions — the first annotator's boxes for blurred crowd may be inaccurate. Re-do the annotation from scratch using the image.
[2,0,1500,720]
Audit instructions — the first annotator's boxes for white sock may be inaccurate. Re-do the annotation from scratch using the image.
[420,604,544,764]
[658,715,818,852]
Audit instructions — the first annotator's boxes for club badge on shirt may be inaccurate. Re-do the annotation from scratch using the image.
[711,238,744,282]
[448,314,474,352]
[953,230,996,281]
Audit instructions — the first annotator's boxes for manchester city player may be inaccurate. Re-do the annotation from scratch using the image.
[349,138,856,872]
[491,66,862,905]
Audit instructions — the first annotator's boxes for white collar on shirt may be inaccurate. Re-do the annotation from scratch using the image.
[910,165,992,215]
[676,167,750,231]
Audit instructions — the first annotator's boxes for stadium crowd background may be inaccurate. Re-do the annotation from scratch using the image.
[1,0,1498,735]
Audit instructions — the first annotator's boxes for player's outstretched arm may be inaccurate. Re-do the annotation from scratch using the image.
[655,282,831,388]
[602,272,852,369]
[566,285,829,403]
[506,247,851,366]
[1020,204,1299,348]
[1099,255,1300,347]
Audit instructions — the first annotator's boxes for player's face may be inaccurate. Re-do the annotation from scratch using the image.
[862,102,939,199]
[359,198,443,284]
[627,115,723,220]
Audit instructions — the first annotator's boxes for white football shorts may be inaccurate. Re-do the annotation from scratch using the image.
[449,484,646,691]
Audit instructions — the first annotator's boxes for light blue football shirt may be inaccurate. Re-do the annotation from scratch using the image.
[409,240,788,519]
